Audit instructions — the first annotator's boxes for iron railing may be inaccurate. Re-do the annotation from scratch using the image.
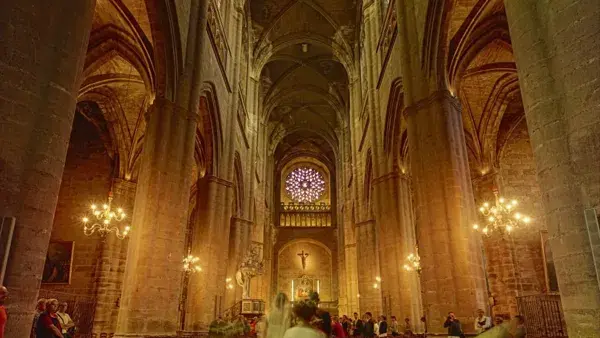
[279,202,332,227]
[517,294,567,338]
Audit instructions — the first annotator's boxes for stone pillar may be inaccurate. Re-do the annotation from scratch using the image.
[0,1,95,337]
[372,172,422,323]
[355,220,383,314]
[471,171,508,317]
[114,98,198,337]
[503,3,600,333]
[225,217,252,307]
[185,176,234,332]
[405,92,487,333]
[92,179,137,336]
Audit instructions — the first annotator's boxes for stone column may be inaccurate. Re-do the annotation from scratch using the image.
[503,2,600,333]
[373,172,423,326]
[185,176,234,332]
[0,1,95,337]
[405,92,487,333]
[114,98,198,337]
[355,220,383,314]
[92,179,137,336]
[471,171,513,316]
[225,217,252,307]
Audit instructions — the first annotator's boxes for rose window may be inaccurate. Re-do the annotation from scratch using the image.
[285,167,326,203]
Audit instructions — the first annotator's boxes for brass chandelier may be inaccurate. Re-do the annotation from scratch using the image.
[473,189,531,235]
[403,246,422,273]
[82,191,130,239]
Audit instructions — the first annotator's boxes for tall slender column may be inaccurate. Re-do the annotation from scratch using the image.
[185,176,234,332]
[504,1,600,334]
[225,217,252,307]
[471,171,513,316]
[0,1,95,337]
[355,220,383,314]
[372,172,422,326]
[405,92,487,333]
[92,179,137,336]
[114,98,198,337]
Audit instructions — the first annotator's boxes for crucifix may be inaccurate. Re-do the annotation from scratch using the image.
[297,250,309,270]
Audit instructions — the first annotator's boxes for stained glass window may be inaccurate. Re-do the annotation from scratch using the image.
[285,167,326,203]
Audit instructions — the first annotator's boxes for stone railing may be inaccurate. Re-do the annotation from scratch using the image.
[279,202,332,227]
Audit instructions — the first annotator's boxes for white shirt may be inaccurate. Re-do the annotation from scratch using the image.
[474,315,491,333]
[283,326,325,338]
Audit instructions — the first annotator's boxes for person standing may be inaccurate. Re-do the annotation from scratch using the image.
[377,316,388,337]
[403,317,413,336]
[364,312,376,337]
[332,316,347,338]
[283,301,325,338]
[265,293,292,338]
[56,302,75,338]
[0,286,8,338]
[36,299,63,338]
[474,309,491,334]
[353,312,364,337]
[309,292,332,336]
[443,312,462,338]
[31,298,47,338]
[342,315,350,335]
[389,316,399,336]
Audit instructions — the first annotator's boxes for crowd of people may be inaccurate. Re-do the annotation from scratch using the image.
[244,292,423,338]
[0,286,76,338]
[243,292,527,338]
[30,298,76,338]
[0,285,526,338]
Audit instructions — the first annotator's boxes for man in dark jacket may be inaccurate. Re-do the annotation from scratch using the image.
[353,312,364,337]
[443,312,463,338]
[364,312,376,337]
[378,315,388,337]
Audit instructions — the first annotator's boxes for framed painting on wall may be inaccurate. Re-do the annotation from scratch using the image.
[42,241,74,284]
[540,231,560,293]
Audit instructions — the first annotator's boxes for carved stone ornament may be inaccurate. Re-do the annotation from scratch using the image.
[236,243,264,299]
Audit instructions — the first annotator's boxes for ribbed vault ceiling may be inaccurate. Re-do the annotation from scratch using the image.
[251,0,357,158]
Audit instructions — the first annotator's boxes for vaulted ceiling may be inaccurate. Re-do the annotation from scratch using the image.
[251,0,358,159]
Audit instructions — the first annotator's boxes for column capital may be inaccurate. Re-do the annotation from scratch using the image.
[231,216,254,226]
[146,97,200,123]
[112,178,137,193]
[403,89,460,118]
[206,175,235,188]
[471,168,501,186]
[355,219,375,227]
[372,170,411,186]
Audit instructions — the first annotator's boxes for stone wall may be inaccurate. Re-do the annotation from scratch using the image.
[273,227,339,303]
[482,120,546,316]
[39,112,112,299]
[277,240,333,302]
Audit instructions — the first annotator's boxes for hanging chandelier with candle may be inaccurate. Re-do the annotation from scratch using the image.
[82,191,130,239]
[473,189,531,235]
[403,247,422,273]
[183,252,202,273]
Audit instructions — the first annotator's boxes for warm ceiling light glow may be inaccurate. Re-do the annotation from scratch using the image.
[285,167,326,203]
